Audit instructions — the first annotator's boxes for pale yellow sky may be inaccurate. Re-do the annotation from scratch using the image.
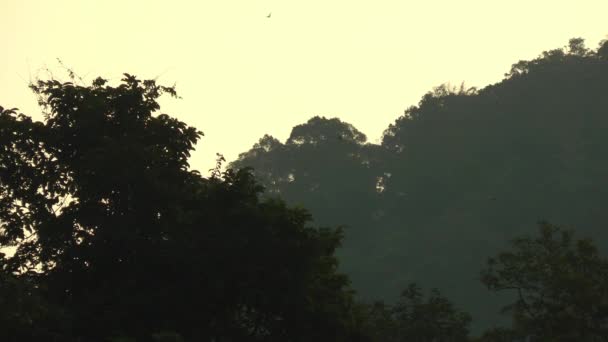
[1,0,607,173]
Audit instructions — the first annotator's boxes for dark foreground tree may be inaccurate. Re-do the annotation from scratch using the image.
[356,283,472,342]
[481,222,608,341]
[0,252,70,341]
[0,76,363,341]
[471,327,524,342]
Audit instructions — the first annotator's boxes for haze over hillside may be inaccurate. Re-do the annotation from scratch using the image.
[231,38,608,332]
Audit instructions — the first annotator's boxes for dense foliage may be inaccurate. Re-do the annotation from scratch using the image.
[231,38,608,332]
[0,77,362,341]
[481,222,608,341]
[357,283,472,342]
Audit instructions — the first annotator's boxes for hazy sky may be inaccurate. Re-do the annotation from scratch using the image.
[2,0,607,173]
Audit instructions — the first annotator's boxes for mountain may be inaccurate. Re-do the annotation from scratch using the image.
[230,38,608,332]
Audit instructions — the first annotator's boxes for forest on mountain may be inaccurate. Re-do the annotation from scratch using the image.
[231,38,608,335]
[0,38,607,341]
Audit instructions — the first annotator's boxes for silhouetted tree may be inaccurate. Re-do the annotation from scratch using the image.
[598,39,608,60]
[481,222,608,341]
[0,76,364,341]
[355,283,472,342]
[471,327,524,342]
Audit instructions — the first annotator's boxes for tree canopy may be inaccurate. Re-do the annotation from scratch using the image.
[0,75,364,341]
[481,222,608,341]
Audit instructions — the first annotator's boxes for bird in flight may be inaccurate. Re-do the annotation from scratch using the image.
[266,12,272,18]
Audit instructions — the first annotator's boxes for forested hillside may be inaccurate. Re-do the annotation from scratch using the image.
[2,37,608,341]
[231,38,608,332]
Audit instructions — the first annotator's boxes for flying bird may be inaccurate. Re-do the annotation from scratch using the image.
[266,12,272,18]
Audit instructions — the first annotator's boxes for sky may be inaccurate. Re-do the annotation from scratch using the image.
[1,0,607,174]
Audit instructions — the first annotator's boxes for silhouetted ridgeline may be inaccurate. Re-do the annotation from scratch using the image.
[230,38,608,333]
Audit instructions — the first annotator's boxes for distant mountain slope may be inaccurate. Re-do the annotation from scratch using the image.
[230,38,608,333]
